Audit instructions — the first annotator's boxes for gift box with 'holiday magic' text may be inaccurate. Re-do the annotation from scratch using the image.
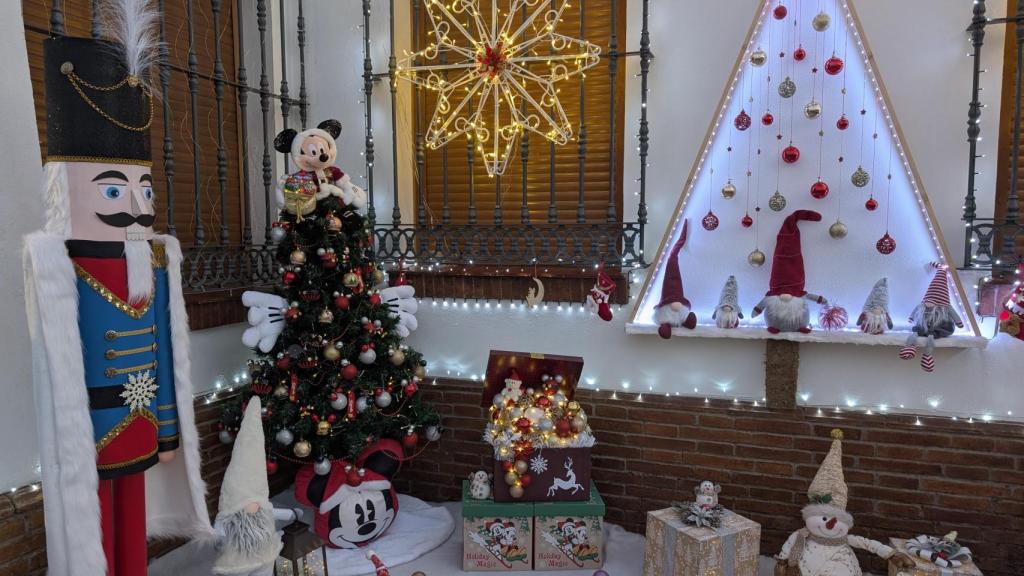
[462,480,533,571]
[533,482,605,571]
[642,507,760,576]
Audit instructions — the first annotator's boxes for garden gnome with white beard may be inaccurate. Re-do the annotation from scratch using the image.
[775,429,915,576]
[752,210,829,333]
[713,275,743,329]
[899,263,964,372]
[856,278,893,335]
[654,219,697,338]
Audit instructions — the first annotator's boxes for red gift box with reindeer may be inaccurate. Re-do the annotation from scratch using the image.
[482,351,593,502]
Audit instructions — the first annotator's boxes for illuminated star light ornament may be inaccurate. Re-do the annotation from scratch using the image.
[397,0,601,176]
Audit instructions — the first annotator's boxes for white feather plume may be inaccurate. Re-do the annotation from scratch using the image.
[96,0,161,87]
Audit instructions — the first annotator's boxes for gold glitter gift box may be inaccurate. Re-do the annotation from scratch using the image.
[643,507,760,576]
[888,538,983,576]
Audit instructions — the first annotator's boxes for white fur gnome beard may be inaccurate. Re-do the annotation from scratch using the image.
[858,310,888,335]
[763,295,809,331]
[715,305,739,329]
[655,303,690,327]
[124,240,154,305]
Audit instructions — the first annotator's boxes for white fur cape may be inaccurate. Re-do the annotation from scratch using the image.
[23,232,213,576]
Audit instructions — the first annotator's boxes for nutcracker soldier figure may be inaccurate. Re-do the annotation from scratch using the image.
[22,2,212,575]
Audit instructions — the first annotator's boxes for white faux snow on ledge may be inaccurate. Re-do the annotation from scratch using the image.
[624,322,990,349]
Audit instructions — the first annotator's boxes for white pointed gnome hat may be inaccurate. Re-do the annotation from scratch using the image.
[214,397,282,574]
[803,429,853,526]
[862,278,889,312]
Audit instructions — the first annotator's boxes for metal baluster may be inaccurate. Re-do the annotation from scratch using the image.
[157,0,176,237]
[362,0,376,225]
[964,0,986,265]
[91,0,101,38]
[389,0,401,227]
[186,0,205,246]
[606,0,618,222]
[576,0,587,224]
[50,0,64,35]
[237,0,252,245]
[1003,1,1024,266]
[467,140,477,225]
[637,0,651,261]
[279,0,290,172]
[414,0,426,227]
[494,175,503,224]
[548,142,557,223]
[212,0,229,244]
[258,0,274,242]
[297,0,308,128]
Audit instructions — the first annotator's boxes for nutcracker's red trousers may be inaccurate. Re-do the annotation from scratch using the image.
[98,473,147,576]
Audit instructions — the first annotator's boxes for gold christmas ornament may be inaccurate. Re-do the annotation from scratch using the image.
[721,181,737,199]
[829,220,849,239]
[293,440,312,458]
[749,49,767,67]
[391,349,406,366]
[509,485,525,499]
[778,76,797,99]
[768,191,787,212]
[812,11,832,32]
[317,420,332,436]
[851,166,871,188]
[318,308,334,324]
[804,100,822,119]
[323,346,340,361]
[504,470,519,486]
[514,460,529,474]
[273,385,288,398]
[414,365,427,379]
[748,249,766,267]
[290,249,306,266]
[326,213,343,232]
[343,272,360,288]
[372,269,386,287]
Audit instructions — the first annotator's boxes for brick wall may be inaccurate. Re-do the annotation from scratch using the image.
[0,392,298,576]
[396,379,1024,576]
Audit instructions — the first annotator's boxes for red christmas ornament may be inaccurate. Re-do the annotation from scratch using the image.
[404,381,418,396]
[276,356,291,370]
[519,474,532,487]
[825,55,844,75]
[555,419,572,438]
[793,46,806,61]
[865,197,879,211]
[702,210,720,231]
[333,294,350,310]
[876,233,897,255]
[836,115,850,130]
[369,293,382,306]
[402,431,419,450]
[283,271,297,285]
[782,145,800,164]
[773,4,787,19]
[810,180,830,199]
[320,252,338,269]
[266,460,279,475]
[328,414,337,423]
[536,396,551,408]
[741,214,754,228]
[818,305,849,331]
[284,307,301,323]
[341,363,359,380]
[734,109,752,131]
[516,417,532,434]
[289,373,299,402]
[300,289,321,302]
[502,460,515,472]
[347,390,357,419]
[761,112,774,126]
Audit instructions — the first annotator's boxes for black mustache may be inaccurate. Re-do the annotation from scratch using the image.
[96,212,157,228]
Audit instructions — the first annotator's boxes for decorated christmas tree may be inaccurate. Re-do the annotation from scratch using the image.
[221,126,440,472]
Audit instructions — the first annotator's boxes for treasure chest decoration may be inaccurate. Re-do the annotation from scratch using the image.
[282,172,319,220]
[483,351,593,502]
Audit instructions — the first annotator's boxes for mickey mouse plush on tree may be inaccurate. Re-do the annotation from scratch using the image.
[274,119,368,213]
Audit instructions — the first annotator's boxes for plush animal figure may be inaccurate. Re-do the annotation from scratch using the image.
[469,470,493,500]
[654,219,698,339]
[274,119,368,213]
[776,430,915,576]
[753,211,829,333]
[899,263,965,372]
[694,480,722,509]
[294,439,403,548]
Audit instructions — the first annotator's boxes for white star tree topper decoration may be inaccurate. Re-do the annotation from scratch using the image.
[121,370,158,412]
[398,0,601,176]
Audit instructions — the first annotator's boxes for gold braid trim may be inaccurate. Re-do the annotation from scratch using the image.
[61,64,154,132]
[97,447,158,471]
[74,263,154,319]
[46,155,152,167]
[95,409,158,452]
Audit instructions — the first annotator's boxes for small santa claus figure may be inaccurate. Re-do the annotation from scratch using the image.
[856,278,893,335]
[899,263,964,372]
[775,429,915,576]
[713,275,744,329]
[586,266,617,321]
[654,219,697,339]
[752,211,829,333]
[998,266,1024,341]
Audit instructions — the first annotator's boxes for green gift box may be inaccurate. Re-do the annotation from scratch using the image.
[643,507,760,576]
[533,482,606,571]
[462,480,534,571]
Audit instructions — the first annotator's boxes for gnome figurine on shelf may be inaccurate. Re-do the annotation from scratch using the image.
[654,219,697,339]
[713,275,744,329]
[775,430,916,576]
[856,278,893,335]
[899,263,965,372]
[752,210,830,333]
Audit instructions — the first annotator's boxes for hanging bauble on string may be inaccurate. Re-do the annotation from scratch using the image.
[836,114,850,130]
[275,428,294,446]
[702,210,720,231]
[768,191,787,212]
[741,213,754,228]
[793,46,807,61]
[851,166,871,188]
[825,55,844,75]
[876,232,897,254]
[778,76,797,98]
[782,145,800,163]
[748,249,766,267]
[773,3,788,19]
[761,111,774,126]
[750,49,768,67]
[810,180,830,199]
[865,196,878,211]
[270,225,287,243]
[829,220,848,239]
[290,249,307,266]
[804,100,822,119]
[293,440,312,458]
[812,11,831,32]
[721,181,737,199]
[734,109,752,131]
[330,392,349,411]
[314,458,332,476]
[323,346,340,362]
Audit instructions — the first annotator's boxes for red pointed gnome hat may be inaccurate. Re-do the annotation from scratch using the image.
[767,210,822,297]
[923,262,952,306]
[657,219,690,309]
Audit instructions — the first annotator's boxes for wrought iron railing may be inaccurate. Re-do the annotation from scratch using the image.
[964,0,1024,273]
[363,0,653,268]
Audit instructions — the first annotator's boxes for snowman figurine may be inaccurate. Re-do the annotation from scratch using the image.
[694,481,721,510]
[775,430,915,576]
[469,470,493,500]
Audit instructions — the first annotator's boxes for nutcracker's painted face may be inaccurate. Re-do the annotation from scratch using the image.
[66,162,155,241]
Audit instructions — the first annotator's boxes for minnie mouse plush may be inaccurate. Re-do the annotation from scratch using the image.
[294,439,402,548]
[274,119,368,212]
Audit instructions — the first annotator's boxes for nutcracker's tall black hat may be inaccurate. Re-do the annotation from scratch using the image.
[43,0,159,166]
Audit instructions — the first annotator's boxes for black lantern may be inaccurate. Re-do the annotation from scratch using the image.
[274,520,330,576]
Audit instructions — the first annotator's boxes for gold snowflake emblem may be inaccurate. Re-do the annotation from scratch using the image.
[397,0,601,176]
[121,370,158,412]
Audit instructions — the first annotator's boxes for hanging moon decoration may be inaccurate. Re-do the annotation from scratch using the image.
[525,277,545,307]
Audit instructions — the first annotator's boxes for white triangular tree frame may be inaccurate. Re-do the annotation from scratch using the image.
[627,0,985,347]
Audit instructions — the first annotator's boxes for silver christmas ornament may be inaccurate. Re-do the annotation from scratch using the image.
[748,249,766,267]
[768,191,787,212]
[812,11,831,32]
[218,430,234,444]
[359,348,377,364]
[314,458,332,476]
[829,220,849,239]
[804,100,822,119]
[330,394,349,411]
[778,77,797,99]
[851,166,871,188]
[275,428,295,446]
[750,49,767,67]
[721,181,737,199]
[375,390,393,408]
[356,396,370,413]
[425,425,442,442]
[270,226,287,243]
